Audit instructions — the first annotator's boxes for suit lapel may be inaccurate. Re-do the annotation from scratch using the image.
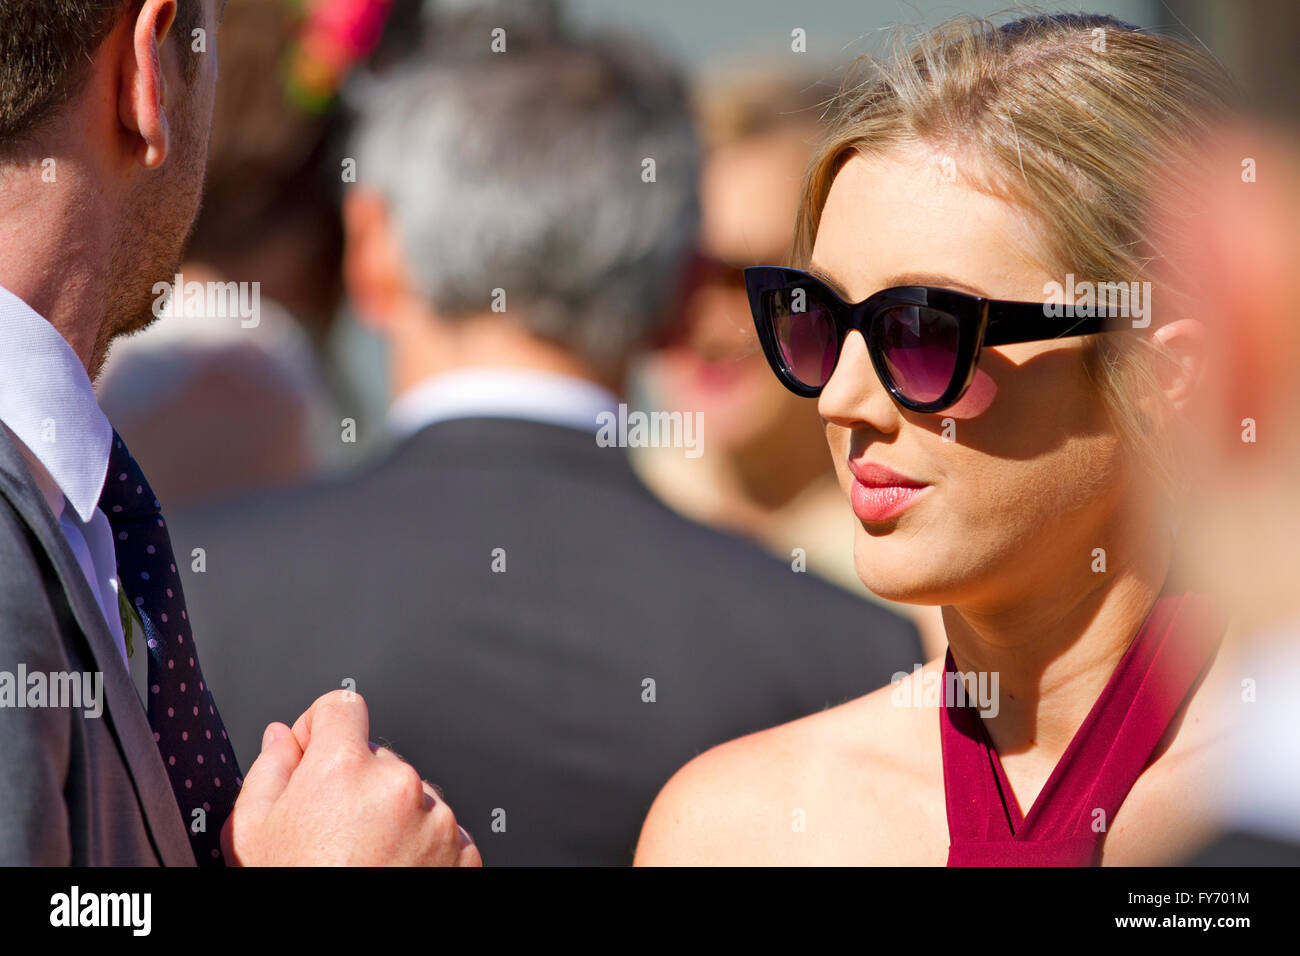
[0,428,194,865]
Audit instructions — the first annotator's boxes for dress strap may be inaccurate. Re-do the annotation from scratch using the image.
[941,590,1227,866]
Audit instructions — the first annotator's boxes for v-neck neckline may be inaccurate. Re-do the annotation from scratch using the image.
[970,595,1160,835]
[940,583,1228,864]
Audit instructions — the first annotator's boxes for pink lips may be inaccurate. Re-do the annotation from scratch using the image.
[847,461,929,523]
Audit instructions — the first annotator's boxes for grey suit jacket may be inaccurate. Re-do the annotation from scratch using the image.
[0,426,194,865]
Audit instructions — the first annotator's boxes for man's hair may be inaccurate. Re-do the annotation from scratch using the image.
[350,8,701,374]
[0,0,204,150]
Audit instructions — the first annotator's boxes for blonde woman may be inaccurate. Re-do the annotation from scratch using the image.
[635,12,1236,866]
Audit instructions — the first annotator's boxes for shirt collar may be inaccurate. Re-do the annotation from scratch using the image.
[0,285,113,523]
[388,367,620,438]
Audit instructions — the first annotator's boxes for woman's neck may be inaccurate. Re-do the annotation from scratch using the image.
[942,533,1174,768]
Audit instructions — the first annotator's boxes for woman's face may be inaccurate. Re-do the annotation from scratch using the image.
[812,146,1138,613]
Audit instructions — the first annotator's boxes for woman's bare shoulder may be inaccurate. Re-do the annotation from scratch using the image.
[634,658,948,865]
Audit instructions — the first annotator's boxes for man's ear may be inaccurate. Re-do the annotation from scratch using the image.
[117,0,178,169]
[343,189,413,332]
[1150,318,1209,414]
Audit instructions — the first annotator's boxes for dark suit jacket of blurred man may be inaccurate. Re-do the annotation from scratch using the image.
[171,409,922,865]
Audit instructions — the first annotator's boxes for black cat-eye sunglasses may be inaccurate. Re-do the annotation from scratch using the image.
[744,266,1130,413]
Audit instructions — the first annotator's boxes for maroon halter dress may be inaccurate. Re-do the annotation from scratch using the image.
[940,588,1228,866]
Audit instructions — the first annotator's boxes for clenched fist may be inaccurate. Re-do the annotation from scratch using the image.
[221,690,481,866]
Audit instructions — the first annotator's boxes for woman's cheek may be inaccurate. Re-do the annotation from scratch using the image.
[943,366,998,419]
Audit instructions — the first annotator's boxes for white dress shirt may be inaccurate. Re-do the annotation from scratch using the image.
[388,366,619,437]
[0,285,128,667]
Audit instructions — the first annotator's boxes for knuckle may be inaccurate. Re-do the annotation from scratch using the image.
[314,741,367,779]
[383,760,425,808]
[428,796,459,837]
[458,842,483,867]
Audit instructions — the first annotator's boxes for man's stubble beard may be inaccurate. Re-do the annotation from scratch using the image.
[90,92,210,381]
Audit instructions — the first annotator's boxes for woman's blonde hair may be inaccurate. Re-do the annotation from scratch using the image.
[792,12,1233,507]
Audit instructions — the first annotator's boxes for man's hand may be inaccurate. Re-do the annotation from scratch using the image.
[221,690,481,866]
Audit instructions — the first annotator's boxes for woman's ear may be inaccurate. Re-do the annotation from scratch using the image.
[1150,318,1209,413]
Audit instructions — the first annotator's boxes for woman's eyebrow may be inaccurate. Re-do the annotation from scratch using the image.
[878,272,993,298]
[807,262,993,300]
[805,263,853,299]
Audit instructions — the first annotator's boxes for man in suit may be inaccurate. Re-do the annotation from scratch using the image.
[172,13,923,865]
[0,0,476,866]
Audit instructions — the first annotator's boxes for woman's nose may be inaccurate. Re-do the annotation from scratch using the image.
[818,330,902,432]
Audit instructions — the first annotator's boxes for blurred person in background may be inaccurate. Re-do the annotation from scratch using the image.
[1154,0,1300,865]
[633,66,947,658]
[1173,128,1300,866]
[171,4,921,866]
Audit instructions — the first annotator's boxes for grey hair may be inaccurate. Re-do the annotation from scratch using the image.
[350,16,701,372]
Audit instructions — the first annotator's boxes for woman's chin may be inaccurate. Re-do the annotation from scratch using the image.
[854,571,935,606]
[853,550,957,606]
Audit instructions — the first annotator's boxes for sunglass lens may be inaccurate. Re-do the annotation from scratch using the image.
[877,305,960,405]
[769,287,838,388]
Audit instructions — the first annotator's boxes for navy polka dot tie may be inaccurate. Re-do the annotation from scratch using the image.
[99,431,243,866]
